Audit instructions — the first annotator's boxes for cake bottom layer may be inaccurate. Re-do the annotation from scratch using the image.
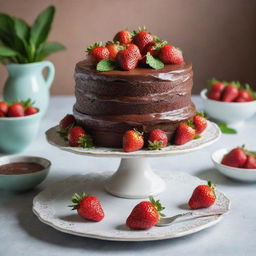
[73,104,196,148]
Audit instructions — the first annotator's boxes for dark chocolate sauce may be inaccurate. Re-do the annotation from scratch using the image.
[0,162,44,175]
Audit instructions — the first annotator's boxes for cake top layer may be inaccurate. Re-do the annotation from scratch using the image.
[76,60,192,82]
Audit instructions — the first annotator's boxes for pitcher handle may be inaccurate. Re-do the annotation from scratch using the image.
[41,61,55,89]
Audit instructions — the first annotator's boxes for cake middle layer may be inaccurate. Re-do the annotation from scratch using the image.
[73,60,196,148]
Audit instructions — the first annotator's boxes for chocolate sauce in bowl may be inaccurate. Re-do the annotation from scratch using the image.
[0,162,44,175]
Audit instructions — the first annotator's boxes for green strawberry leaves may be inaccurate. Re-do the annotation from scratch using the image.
[69,192,87,210]
[146,52,164,70]
[96,59,117,72]
[149,196,165,217]
[218,122,237,134]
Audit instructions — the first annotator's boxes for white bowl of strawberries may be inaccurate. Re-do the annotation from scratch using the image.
[201,79,256,125]
[212,146,256,182]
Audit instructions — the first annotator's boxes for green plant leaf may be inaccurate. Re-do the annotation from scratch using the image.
[218,122,237,134]
[14,18,30,42]
[30,6,55,49]
[146,52,164,69]
[96,59,117,71]
[35,42,65,61]
[0,45,19,57]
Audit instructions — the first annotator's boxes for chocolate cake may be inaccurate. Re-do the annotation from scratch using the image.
[73,60,195,148]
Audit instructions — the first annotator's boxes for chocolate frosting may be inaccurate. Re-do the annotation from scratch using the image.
[73,60,195,148]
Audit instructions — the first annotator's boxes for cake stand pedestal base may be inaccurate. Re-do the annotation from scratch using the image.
[104,158,166,199]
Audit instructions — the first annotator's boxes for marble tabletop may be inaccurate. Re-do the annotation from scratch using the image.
[0,96,256,256]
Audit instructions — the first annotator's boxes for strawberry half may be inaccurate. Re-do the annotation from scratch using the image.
[174,122,196,145]
[123,129,144,152]
[69,192,104,222]
[126,196,165,230]
[188,180,216,209]
[148,129,168,150]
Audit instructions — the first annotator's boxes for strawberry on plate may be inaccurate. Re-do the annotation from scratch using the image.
[188,180,216,209]
[174,122,196,145]
[87,42,110,65]
[113,30,132,44]
[193,113,207,134]
[148,129,168,150]
[126,196,165,230]
[159,44,183,65]
[7,103,25,117]
[69,192,104,222]
[132,29,154,54]
[207,80,226,101]
[123,129,144,152]
[221,146,247,168]
[68,126,93,148]
[59,114,76,132]
[0,101,8,114]
[221,83,239,102]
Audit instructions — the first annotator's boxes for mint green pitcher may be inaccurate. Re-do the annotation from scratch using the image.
[3,61,55,114]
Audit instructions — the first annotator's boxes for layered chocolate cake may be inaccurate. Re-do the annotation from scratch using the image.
[73,60,196,148]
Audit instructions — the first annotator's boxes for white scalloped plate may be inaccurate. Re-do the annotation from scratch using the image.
[46,121,221,158]
[33,170,230,241]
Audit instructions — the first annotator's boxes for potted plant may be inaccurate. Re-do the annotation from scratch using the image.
[0,5,65,114]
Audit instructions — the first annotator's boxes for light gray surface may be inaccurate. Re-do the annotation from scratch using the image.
[0,96,256,256]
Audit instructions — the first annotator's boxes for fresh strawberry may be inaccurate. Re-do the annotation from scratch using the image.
[243,155,256,169]
[221,147,247,168]
[67,126,93,148]
[116,44,141,71]
[148,129,168,150]
[207,80,225,101]
[235,90,254,102]
[132,29,154,53]
[7,103,25,117]
[106,41,124,61]
[140,42,158,65]
[59,114,76,131]
[221,84,239,102]
[113,30,132,44]
[193,113,207,134]
[174,122,196,145]
[25,106,38,116]
[188,181,216,209]
[126,196,165,230]
[87,42,109,65]
[69,192,104,222]
[123,129,144,152]
[0,111,5,117]
[0,101,8,114]
[159,44,183,65]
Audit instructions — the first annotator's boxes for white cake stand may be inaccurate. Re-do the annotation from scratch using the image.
[45,121,221,199]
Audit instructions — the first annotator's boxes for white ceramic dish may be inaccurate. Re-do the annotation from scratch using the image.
[212,148,256,182]
[33,170,230,241]
[200,89,256,125]
[46,122,220,198]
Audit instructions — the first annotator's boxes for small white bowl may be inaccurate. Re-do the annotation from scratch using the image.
[211,148,256,182]
[200,89,256,125]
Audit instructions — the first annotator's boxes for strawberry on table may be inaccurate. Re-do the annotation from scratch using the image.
[148,129,168,150]
[207,79,225,101]
[243,155,256,169]
[7,103,25,117]
[174,122,196,145]
[132,28,154,54]
[123,129,144,152]
[193,112,207,134]
[188,181,216,209]
[87,42,110,65]
[126,196,165,230]
[68,126,93,148]
[116,44,141,71]
[221,83,239,102]
[113,30,132,44]
[69,192,104,222]
[159,44,183,65]
[0,101,8,114]
[221,146,247,168]
[25,106,38,116]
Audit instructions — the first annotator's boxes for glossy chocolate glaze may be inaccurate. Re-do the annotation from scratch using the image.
[73,60,195,147]
[0,162,44,175]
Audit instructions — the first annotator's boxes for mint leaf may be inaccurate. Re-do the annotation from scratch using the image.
[146,52,164,70]
[218,122,237,134]
[96,59,117,71]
